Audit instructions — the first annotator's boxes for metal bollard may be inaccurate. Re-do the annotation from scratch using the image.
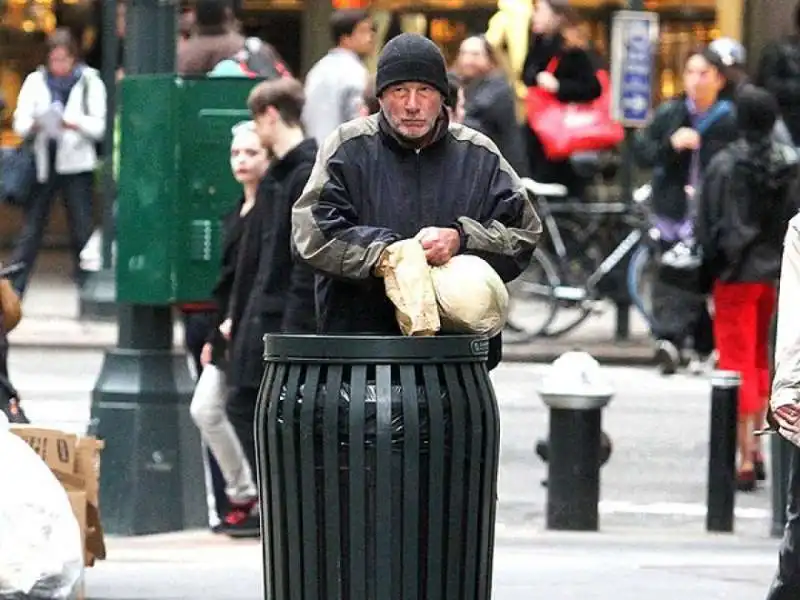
[537,352,613,532]
[706,370,740,533]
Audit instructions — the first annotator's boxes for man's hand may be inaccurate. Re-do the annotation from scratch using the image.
[774,404,800,434]
[416,227,460,266]
[200,343,213,367]
[670,127,700,151]
[61,120,79,131]
[536,72,559,93]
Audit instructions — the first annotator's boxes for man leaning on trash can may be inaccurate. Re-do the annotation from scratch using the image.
[291,32,541,368]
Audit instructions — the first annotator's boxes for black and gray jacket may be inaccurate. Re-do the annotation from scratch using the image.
[696,138,800,283]
[291,111,541,340]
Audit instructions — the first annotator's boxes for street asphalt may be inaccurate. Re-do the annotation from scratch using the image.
[8,346,789,599]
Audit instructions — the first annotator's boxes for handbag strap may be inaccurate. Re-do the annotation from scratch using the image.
[545,57,559,74]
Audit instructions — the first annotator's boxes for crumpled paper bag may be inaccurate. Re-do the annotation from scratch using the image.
[430,254,509,337]
[376,240,440,336]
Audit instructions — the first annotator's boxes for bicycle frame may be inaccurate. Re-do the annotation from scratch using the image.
[528,183,652,304]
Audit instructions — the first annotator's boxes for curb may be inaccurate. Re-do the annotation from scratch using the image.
[10,341,657,366]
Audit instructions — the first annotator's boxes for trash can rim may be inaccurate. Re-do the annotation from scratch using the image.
[263,334,489,363]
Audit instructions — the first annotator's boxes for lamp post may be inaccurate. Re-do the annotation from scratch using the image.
[89,0,204,535]
[78,0,119,320]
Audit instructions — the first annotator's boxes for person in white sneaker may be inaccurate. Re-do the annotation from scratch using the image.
[191,120,267,538]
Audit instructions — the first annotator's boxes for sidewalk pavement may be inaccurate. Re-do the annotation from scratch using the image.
[84,527,781,599]
[8,251,655,364]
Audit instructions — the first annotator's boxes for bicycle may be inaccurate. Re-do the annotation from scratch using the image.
[506,179,657,340]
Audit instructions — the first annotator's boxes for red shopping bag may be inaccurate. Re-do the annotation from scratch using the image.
[526,59,624,161]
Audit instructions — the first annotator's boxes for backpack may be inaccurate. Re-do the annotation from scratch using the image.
[226,37,291,80]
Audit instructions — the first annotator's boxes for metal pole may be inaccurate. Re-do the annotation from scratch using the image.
[545,406,604,531]
[90,0,203,535]
[706,370,739,533]
[100,0,117,269]
[78,0,120,319]
[614,0,644,339]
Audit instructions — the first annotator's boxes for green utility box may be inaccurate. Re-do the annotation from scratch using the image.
[116,75,256,304]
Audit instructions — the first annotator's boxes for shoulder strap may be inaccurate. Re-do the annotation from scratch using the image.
[695,100,734,135]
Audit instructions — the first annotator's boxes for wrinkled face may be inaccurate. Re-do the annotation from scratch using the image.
[253,107,279,150]
[532,0,557,35]
[380,82,442,140]
[457,36,492,81]
[230,126,268,184]
[48,46,75,78]
[684,54,725,109]
[344,18,376,58]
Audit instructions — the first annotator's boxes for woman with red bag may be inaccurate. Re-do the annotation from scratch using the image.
[521,0,601,196]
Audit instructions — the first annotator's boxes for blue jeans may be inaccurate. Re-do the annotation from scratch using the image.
[10,170,94,295]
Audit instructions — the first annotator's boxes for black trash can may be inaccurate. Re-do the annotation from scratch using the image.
[255,334,500,600]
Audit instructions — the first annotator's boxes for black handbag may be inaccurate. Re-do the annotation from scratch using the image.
[1,140,36,207]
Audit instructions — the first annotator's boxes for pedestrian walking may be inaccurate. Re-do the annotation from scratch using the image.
[291,32,541,369]
[225,78,317,501]
[521,0,600,196]
[302,9,375,144]
[709,37,795,146]
[696,86,799,491]
[457,35,527,175]
[756,1,800,146]
[190,121,268,538]
[633,47,738,375]
[9,28,106,296]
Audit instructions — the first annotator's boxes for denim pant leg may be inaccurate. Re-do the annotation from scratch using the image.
[9,177,59,295]
[767,446,800,599]
[61,172,95,287]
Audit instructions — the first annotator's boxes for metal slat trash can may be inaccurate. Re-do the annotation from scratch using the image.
[255,334,500,600]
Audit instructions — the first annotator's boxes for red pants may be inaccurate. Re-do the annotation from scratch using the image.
[712,281,775,416]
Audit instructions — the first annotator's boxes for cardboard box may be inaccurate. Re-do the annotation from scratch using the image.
[8,426,77,475]
[10,426,106,567]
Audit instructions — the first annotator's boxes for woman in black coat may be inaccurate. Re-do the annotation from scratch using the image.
[457,35,528,176]
[521,1,601,195]
[633,48,739,375]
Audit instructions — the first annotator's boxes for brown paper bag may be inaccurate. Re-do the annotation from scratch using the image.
[377,240,440,336]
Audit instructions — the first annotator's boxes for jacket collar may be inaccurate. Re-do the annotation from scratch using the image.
[378,109,450,154]
[268,138,318,178]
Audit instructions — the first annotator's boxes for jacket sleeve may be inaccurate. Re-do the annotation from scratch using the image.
[12,72,38,140]
[555,50,601,104]
[205,212,239,345]
[772,216,800,413]
[773,118,796,146]
[695,154,729,266]
[292,131,402,280]
[633,101,683,168]
[74,72,107,141]
[282,165,318,333]
[455,139,542,282]
[757,42,800,106]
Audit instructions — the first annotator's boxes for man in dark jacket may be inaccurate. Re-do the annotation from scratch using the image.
[291,33,541,368]
[756,3,800,146]
[226,77,317,495]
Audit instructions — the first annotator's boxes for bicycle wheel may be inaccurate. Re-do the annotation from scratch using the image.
[627,244,658,329]
[505,248,560,341]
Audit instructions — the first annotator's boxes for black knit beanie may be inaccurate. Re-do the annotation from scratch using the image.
[375,33,449,99]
